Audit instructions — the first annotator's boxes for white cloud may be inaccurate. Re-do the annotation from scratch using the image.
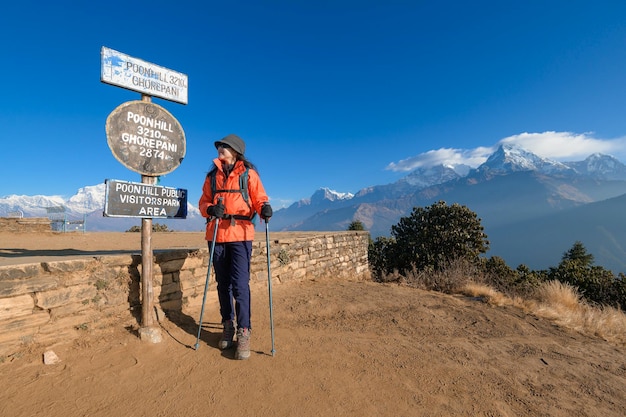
[498,131,626,161]
[386,131,626,172]
[386,147,492,172]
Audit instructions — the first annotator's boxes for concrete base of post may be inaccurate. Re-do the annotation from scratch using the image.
[139,326,163,344]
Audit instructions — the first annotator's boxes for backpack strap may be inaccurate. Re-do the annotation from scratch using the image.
[239,168,250,207]
[209,167,257,224]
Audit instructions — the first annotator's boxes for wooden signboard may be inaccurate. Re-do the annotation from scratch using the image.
[105,100,186,176]
[101,46,188,105]
[104,179,187,218]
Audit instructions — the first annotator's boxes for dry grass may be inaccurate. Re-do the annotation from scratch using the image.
[462,282,520,307]
[403,258,480,293]
[398,260,626,347]
[459,280,626,347]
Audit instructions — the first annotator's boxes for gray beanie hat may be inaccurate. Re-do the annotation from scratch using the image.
[215,134,245,155]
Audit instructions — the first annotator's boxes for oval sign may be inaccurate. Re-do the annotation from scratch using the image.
[105,100,186,176]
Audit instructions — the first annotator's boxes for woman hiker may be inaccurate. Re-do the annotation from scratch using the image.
[198,134,273,360]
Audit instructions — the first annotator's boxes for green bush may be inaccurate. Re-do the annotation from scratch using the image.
[480,258,546,297]
[126,223,172,233]
[347,220,365,231]
[390,201,489,274]
[368,211,625,310]
[368,236,397,282]
[546,241,624,309]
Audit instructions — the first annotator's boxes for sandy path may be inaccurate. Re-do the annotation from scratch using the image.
[1,278,624,417]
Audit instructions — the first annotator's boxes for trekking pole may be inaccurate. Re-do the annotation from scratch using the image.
[194,199,222,351]
[265,219,276,356]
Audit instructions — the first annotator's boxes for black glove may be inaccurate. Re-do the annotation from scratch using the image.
[260,203,273,221]
[206,201,225,219]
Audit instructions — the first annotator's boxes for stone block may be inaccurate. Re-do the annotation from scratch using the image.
[0,264,43,281]
[157,258,187,274]
[182,256,204,270]
[36,284,98,309]
[139,326,162,343]
[100,290,131,308]
[0,310,50,341]
[154,249,193,265]
[50,299,94,319]
[155,282,182,301]
[98,254,136,266]
[159,299,183,311]
[0,294,35,320]
[42,259,95,273]
[0,276,58,297]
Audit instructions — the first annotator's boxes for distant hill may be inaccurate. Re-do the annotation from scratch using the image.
[271,145,626,273]
[488,192,626,272]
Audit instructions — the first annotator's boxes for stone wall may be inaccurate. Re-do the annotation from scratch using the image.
[0,231,370,356]
[0,217,52,233]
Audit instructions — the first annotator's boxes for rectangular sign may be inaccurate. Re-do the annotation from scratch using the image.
[101,46,188,104]
[104,179,187,219]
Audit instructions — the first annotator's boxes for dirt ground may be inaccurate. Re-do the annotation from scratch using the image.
[0,232,625,417]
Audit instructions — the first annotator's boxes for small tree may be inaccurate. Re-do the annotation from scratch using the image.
[548,241,623,308]
[347,220,365,231]
[391,201,489,273]
[562,241,594,267]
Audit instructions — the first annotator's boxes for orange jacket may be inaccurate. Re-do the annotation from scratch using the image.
[198,158,269,242]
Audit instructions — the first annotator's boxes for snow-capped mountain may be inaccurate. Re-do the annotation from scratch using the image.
[399,164,464,189]
[310,187,354,203]
[269,146,626,272]
[1,194,73,218]
[287,145,621,218]
[0,183,205,232]
[65,184,107,213]
[0,184,107,217]
[565,153,626,180]
[474,144,574,176]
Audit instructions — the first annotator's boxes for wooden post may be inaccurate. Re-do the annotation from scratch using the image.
[138,94,161,343]
[102,49,186,345]
[141,175,156,327]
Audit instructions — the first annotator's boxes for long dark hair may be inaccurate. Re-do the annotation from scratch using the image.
[207,154,257,177]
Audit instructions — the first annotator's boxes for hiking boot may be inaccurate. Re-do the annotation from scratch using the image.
[218,320,236,350]
[235,328,251,360]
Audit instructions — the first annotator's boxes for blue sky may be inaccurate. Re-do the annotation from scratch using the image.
[2,1,626,208]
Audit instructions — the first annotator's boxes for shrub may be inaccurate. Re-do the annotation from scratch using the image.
[126,223,172,233]
[390,201,489,274]
[480,258,546,297]
[481,256,517,293]
[548,241,625,309]
[368,236,397,282]
[347,220,365,231]
[405,257,480,293]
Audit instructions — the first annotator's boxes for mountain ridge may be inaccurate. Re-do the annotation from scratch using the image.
[2,146,626,271]
[271,146,626,272]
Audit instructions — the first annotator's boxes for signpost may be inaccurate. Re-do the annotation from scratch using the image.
[104,180,187,218]
[101,46,188,105]
[102,46,188,343]
[105,100,186,176]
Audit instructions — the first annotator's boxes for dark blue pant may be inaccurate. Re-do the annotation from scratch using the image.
[211,241,253,330]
